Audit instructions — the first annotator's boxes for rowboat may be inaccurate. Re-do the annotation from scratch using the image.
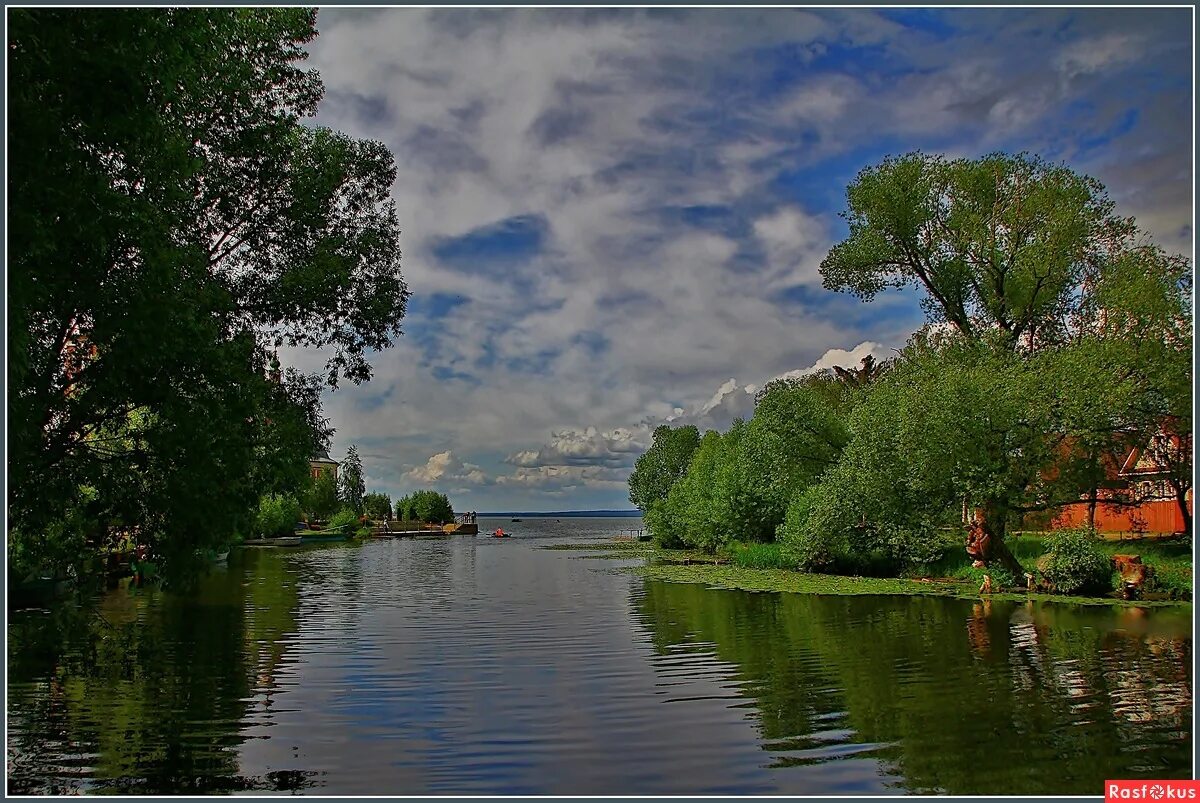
[243,536,303,547]
[300,532,350,543]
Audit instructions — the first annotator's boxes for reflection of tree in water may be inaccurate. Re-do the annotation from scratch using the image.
[8,569,253,793]
[241,548,304,702]
[636,580,1192,795]
[7,554,315,794]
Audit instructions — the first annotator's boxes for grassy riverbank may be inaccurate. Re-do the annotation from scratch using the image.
[544,536,1193,607]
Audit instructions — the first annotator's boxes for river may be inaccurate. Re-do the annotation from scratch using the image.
[6,517,1192,794]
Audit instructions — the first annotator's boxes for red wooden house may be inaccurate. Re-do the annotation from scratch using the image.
[1053,425,1192,535]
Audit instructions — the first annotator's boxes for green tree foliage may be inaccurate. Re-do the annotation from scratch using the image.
[628,425,701,511]
[253,494,302,539]
[7,9,407,577]
[395,490,454,523]
[414,490,454,524]
[338,446,366,515]
[629,152,1189,585]
[650,429,737,552]
[363,492,392,521]
[304,471,340,522]
[822,151,1190,351]
[781,333,1183,576]
[327,508,360,531]
[736,372,858,540]
[818,151,1191,562]
[642,376,860,551]
[832,354,888,387]
[395,494,413,522]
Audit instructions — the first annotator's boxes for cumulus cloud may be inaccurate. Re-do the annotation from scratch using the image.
[286,8,1191,510]
[505,427,646,469]
[496,465,628,490]
[771,341,890,383]
[405,451,489,486]
[660,341,891,434]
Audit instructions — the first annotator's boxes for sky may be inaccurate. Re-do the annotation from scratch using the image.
[288,7,1193,512]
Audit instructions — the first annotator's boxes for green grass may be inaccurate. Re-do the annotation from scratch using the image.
[543,534,1192,607]
[629,561,1189,608]
[722,541,795,570]
[1092,538,1193,594]
[920,532,1192,596]
[540,541,651,551]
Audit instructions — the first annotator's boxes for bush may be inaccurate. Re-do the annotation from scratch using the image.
[254,494,302,538]
[1038,527,1113,595]
[327,508,360,531]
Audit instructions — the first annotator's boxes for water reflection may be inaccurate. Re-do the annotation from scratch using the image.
[7,552,313,794]
[6,524,1193,795]
[635,582,1192,794]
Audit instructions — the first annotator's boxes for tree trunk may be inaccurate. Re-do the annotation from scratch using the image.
[966,504,1025,578]
[1174,483,1192,537]
[1087,487,1097,531]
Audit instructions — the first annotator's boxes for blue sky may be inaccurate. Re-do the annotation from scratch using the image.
[289,7,1193,511]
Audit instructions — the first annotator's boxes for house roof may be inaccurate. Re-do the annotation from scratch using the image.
[310,449,338,464]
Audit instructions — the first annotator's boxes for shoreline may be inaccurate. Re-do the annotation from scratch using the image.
[543,541,1193,609]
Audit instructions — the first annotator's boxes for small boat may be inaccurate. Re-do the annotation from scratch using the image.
[243,536,303,547]
[300,531,350,543]
[510,518,522,523]
[492,529,510,538]
[213,550,230,563]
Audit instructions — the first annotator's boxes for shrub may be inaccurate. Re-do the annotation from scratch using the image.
[327,508,360,531]
[1038,527,1113,595]
[255,494,302,538]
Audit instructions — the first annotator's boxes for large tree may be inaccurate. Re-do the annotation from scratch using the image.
[8,9,408,577]
[338,446,366,515]
[820,151,1191,566]
[821,151,1189,352]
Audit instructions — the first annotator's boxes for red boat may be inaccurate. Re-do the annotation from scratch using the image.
[492,528,509,538]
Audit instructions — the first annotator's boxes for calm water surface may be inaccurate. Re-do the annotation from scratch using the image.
[7,517,1193,794]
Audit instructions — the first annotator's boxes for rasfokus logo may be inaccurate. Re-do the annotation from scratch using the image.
[1107,781,1200,801]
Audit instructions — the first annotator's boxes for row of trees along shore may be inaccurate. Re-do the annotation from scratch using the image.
[252,445,457,538]
[8,9,410,583]
[629,152,1192,586]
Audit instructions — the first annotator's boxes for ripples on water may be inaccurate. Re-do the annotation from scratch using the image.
[7,517,1193,794]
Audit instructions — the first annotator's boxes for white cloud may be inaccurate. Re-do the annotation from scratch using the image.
[506,427,646,469]
[495,465,628,490]
[405,451,489,486]
[1055,34,1146,80]
[771,341,889,383]
[754,206,832,287]
[283,9,1191,510]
